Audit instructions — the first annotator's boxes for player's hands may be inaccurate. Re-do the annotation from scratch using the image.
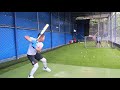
[31,40,37,48]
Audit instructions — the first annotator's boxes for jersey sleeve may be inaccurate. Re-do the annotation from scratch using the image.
[37,42,44,48]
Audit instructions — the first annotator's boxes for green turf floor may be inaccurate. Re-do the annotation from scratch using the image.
[1,63,120,78]
[1,43,120,78]
[43,43,120,69]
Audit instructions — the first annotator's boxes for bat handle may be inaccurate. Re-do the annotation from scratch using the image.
[37,34,41,40]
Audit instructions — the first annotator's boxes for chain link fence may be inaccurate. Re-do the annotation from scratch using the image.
[85,12,120,48]
[0,12,73,63]
[85,17,110,48]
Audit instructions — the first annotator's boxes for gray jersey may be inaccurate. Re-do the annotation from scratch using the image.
[27,37,43,55]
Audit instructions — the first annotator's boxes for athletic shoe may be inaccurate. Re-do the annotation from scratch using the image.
[43,67,51,72]
[28,75,34,78]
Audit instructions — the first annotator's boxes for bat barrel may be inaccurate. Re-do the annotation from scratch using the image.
[41,24,49,35]
[37,24,49,39]
[43,24,49,30]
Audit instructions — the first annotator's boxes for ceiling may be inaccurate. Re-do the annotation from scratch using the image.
[71,12,111,20]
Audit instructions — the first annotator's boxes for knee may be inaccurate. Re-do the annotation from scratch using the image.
[41,58,46,63]
[34,63,39,68]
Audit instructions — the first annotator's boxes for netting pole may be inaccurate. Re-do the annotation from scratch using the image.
[108,17,109,46]
[107,15,110,44]
[114,12,116,43]
[109,13,113,47]
[108,14,109,46]
[37,12,40,33]
[98,17,100,47]
[58,12,60,32]
[69,12,70,34]
[64,12,66,45]
[106,17,109,47]
[13,12,18,60]
[84,36,86,48]
[50,12,53,49]
[111,13,113,48]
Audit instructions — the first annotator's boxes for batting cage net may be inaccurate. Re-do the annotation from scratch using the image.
[0,12,73,63]
[85,17,111,48]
